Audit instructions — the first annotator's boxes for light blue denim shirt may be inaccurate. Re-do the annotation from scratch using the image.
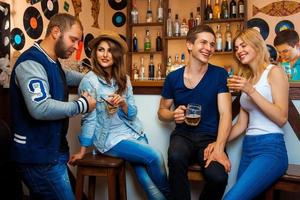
[78,71,145,153]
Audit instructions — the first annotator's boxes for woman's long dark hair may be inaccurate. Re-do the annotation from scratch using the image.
[91,39,127,95]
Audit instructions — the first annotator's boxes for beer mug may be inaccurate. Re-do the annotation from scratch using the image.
[185,103,201,126]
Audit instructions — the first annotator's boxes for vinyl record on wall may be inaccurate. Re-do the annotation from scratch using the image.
[84,33,94,58]
[108,0,127,10]
[10,28,25,51]
[23,6,43,39]
[247,18,269,40]
[112,12,126,27]
[275,20,294,34]
[0,2,10,58]
[41,0,59,20]
[267,44,277,62]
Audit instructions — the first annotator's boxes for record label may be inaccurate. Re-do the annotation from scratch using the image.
[23,7,43,39]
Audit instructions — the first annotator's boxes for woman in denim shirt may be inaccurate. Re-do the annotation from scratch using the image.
[69,30,170,200]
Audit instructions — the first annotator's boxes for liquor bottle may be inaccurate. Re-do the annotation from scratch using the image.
[146,0,153,23]
[131,0,139,24]
[157,0,163,23]
[235,23,241,37]
[148,54,155,80]
[173,14,180,37]
[166,56,172,75]
[230,0,237,18]
[180,53,186,68]
[213,0,221,19]
[215,24,223,52]
[132,63,139,80]
[173,53,180,71]
[195,7,201,26]
[188,12,195,30]
[156,31,162,51]
[221,0,229,19]
[167,8,173,37]
[205,0,213,20]
[132,33,138,52]
[144,29,151,51]
[224,23,232,52]
[238,0,245,18]
[180,18,189,37]
[157,63,162,80]
[140,56,145,80]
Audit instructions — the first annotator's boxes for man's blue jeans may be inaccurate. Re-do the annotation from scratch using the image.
[105,136,171,200]
[224,133,288,200]
[17,153,74,200]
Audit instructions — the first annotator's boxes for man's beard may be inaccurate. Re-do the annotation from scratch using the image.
[55,36,71,59]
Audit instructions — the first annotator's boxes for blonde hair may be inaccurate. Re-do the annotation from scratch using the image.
[233,28,270,79]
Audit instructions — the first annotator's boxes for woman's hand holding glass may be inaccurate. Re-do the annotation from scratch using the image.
[227,75,255,95]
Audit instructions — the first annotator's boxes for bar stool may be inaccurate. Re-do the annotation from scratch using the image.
[74,152,127,200]
[265,164,300,200]
[188,163,204,182]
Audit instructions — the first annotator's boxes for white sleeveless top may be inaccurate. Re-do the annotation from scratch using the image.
[240,64,284,135]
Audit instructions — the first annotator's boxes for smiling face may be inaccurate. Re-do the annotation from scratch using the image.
[187,32,216,64]
[54,22,83,59]
[234,37,258,65]
[96,40,114,69]
[275,43,299,62]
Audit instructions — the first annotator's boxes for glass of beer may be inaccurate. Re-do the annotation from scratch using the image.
[185,103,201,126]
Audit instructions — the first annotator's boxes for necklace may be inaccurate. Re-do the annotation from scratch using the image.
[184,67,206,89]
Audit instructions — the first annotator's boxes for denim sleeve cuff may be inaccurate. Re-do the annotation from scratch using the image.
[78,135,93,146]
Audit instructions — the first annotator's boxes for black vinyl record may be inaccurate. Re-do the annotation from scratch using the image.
[0,2,10,58]
[84,33,94,58]
[10,28,25,51]
[23,7,43,39]
[247,18,269,40]
[108,0,127,10]
[267,44,277,62]
[275,20,295,34]
[112,12,126,27]
[41,0,59,20]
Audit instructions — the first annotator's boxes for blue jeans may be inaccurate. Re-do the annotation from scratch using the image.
[17,153,74,200]
[224,133,288,200]
[105,136,171,200]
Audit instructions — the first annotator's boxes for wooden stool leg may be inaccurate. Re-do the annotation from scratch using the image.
[75,167,84,200]
[119,164,127,200]
[265,186,274,200]
[107,169,117,200]
[88,176,96,200]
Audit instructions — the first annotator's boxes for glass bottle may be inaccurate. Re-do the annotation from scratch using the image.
[146,0,153,23]
[213,0,221,19]
[195,7,201,26]
[132,33,138,52]
[215,24,223,52]
[144,29,151,52]
[156,31,162,51]
[238,0,245,18]
[157,63,162,80]
[148,54,155,80]
[221,0,229,19]
[235,23,241,37]
[157,0,163,23]
[180,53,186,68]
[205,0,213,20]
[173,53,180,71]
[188,12,195,30]
[132,63,139,80]
[166,56,172,75]
[131,0,138,24]
[167,8,173,37]
[230,0,237,18]
[173,14,180,37]
[224,23,232,52]
[140,56,145,80]
[180,18,189,37]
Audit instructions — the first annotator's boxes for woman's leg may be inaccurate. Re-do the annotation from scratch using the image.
[224,134,288,200]
[105,137,170,200]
